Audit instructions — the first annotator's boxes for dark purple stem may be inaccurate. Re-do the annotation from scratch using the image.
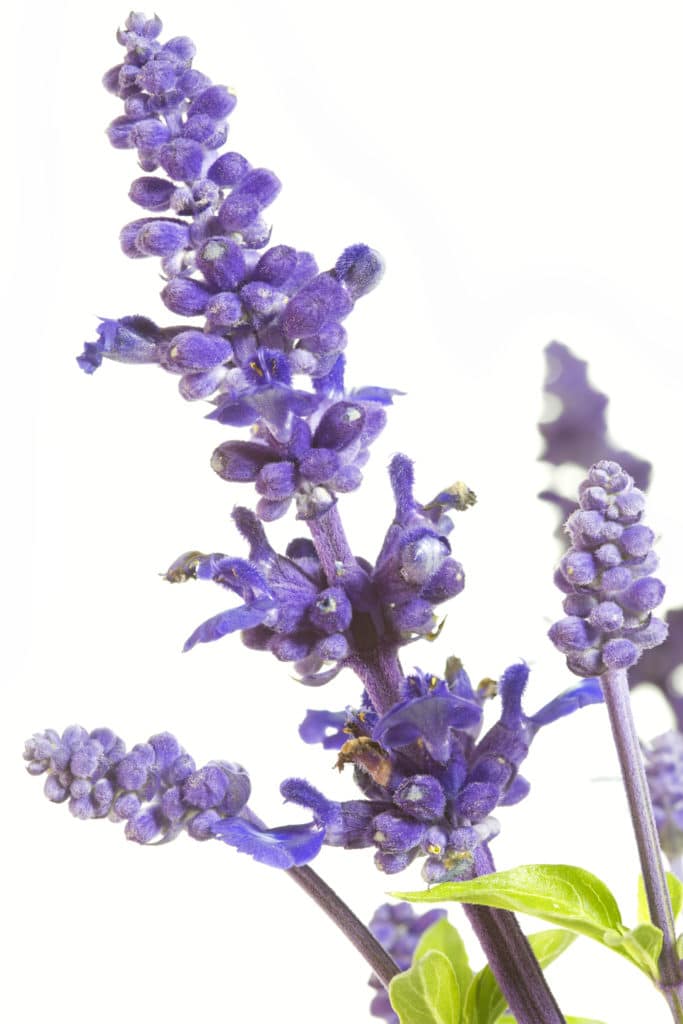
[239,807,399,984]
[466,846,566,1024]
[601,668,683,1019]
[346,646,406,716]
[287,865,400,986]
[307,505,404,713]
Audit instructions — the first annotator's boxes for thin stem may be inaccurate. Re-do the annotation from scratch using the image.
[601,667,683,1016]
[287,864,400,986]
[466,847,566,1024]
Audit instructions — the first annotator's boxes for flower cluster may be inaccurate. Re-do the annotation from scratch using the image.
[24,725,251,843]
[549,460,668,677]
[539,345,683,702]
[165,456,472,683]
[367,903,446,1023]
[210,662,601,881]
[77,12,390,523]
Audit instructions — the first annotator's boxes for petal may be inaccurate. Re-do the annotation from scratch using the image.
[350,385,404,405]
[529,677,604,728]
[374,693,482,763]
[280,777,338,826]
[206,397,258,427]
[211,817,325,867]
[298,710,347,749]
[183,600,272,651]
[196,556,271,600]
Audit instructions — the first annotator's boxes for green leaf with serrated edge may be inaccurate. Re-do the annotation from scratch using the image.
[389,950,460,1024]
[603,921,662,978]
[461,929,575,1024]
[414,918,473,1010]
[637,872,683,925]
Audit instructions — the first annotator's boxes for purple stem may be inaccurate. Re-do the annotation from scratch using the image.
[346,646,406,716]
[287,864,400,986]
[240,806,399,984]
[464,846,567,1024]
[307,505,404,713]
[601,668,683,1019]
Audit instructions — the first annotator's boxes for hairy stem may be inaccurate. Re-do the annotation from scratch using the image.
[346,645,406,715]
[287,864,400,986]
[308,505,404,713]
[307,504,358,581]
[601,669,683,1015]
[468,847,566,1024]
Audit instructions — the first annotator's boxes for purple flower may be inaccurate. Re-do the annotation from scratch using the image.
[166,507,355,683]
[370,456,471,641]
[24,726,250,843]
[278,661,601,882]
[549,460,667,677]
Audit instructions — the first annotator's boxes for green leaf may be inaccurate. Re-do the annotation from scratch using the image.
[637,872,683,925]
[670,874,683,921]
[389,949,460,1024]
[603,921,662,977]
[394,864,624,946]
[461,929,575,1024]
[414,918,474,1006]
[394,862,661,978]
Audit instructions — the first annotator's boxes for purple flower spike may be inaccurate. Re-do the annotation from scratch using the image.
[549,460,667,677]
[24,726,251,844]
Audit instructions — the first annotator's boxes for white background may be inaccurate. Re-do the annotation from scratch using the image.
[4,1,683,1021]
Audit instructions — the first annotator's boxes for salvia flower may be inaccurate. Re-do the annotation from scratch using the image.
[166,455,474,683]
[538,344,683,732]
[261,661,602,883]
[644,731,683,876]
[367,902,446,1023]
[79,13,390,514]
[370,455,473,640]
[24,725,251,842]
[548,460,668,677]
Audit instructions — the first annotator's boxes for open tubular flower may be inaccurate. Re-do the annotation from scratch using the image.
[166,456,473,683]
[225,661,603,883]
[548,460,668,677]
